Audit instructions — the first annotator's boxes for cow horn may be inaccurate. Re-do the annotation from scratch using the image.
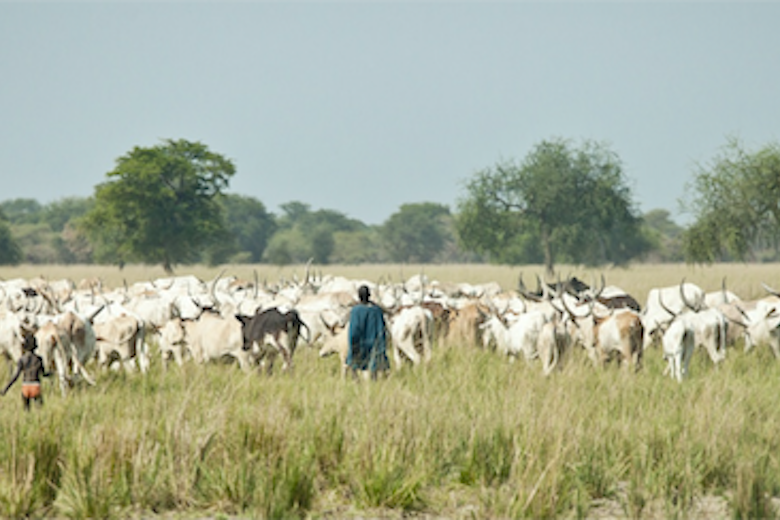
[253,269,259,299]
[723,312,748,330]
[679,279,701,312]
[540,275,551,301]
[734,303,751,322]
[319,314,336,335]
[721,277,729,303]
[549,296,565,317]
[761,282,780,298]
[518,272,527,294]
[658,292,678,318]
[211,269,226,308]
[304,257,313,286]
[562,290,588,319]
[88,305,105,324]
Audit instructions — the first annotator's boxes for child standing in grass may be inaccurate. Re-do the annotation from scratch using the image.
[1,330,51,411]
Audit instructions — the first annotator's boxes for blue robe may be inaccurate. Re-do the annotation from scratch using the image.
[347,303,390,372]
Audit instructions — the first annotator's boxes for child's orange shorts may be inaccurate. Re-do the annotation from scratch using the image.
[21,383,41,399]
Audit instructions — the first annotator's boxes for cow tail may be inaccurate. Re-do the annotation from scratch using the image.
[551,331,560,373]
[300,319,311,344]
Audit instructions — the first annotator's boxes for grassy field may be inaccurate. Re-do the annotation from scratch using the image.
[0,263,779,519]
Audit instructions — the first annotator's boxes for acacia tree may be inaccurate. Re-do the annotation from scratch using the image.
[81,139,235,273]
[456,138,649,274]
[682,138,780,263]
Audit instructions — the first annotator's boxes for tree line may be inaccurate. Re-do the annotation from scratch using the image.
[1,136,776,273]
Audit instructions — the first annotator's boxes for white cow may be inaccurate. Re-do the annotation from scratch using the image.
[537,317,569,376]
[318,325,350,379]
[389,306,433,368]
[642,281,705,349]
[185,312,255,371]
[662,318,696,382]
[479,310,547,362]
[158,317,191,368]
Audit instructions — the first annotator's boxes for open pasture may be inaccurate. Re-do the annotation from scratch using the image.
[0,263,779,518]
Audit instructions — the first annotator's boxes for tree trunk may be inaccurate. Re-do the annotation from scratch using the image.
[163,258,174,275]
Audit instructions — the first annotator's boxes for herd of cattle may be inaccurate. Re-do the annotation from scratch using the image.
[1,269,779,394]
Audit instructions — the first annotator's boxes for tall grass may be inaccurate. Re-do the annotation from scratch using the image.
[0,263,779,518]
[0,342,778,518]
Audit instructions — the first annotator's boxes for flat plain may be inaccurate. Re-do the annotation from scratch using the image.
[0,262,778,519]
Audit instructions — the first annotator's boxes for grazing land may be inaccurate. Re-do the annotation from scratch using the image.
[0,263,779,519]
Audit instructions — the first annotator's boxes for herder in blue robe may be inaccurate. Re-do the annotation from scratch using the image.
[347,285,390,379]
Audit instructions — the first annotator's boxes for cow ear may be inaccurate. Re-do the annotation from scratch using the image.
[235,315,248,324]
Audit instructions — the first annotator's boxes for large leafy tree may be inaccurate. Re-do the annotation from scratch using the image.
[0,209,22,265]
[382,202,453,263]
[81,139,235,273]
[216,194,277,263]
[682,138,780,263]
[456,138,649,274]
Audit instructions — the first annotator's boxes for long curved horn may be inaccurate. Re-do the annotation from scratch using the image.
[679,279,701,312]
[88,305,105,324]
[320,314,337,336]
[518,272,527,294]
[304,257,313,286]
[734,303,751,322]
[211,269,226,308]
[658,292,678,318]
[723,312,748,330]
[540,275,551,301]
[761,282,780,298]
[518,273,542,302]
[549,296,565,316]
[560,288,586,319]
[39,288,60,314]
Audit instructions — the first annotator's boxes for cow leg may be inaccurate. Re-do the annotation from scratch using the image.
[265,350,277,375]
[769,336,780,359]
[275,339,293,372]
[702,338,721,366]
[73,356,96,386]
[422,333,432,363]
[399,339,421,365]
[52,347,69,397]
[671,355,681,382]
[681,345,694,380]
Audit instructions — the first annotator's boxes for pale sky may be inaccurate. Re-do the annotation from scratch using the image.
[1,2,778,225]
